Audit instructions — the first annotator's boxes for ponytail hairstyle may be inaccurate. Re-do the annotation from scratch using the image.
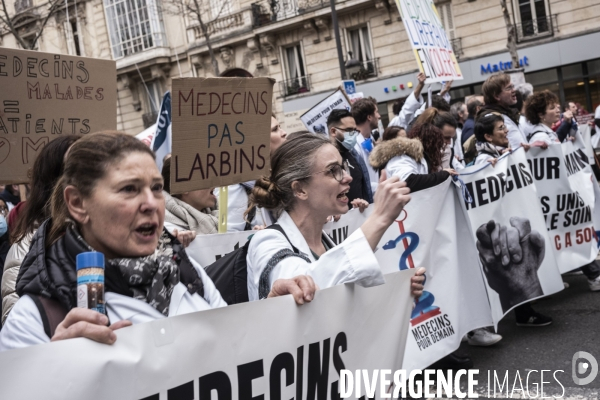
[250,133,331,217]
[48,131,155,245]
[408,108,446,172]
[10,135,80,244]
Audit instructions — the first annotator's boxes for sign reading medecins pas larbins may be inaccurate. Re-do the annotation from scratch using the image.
[394,0,463,83]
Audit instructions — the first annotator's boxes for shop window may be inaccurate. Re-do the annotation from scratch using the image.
[103,0,167,59]
[281,44,309,97]
[514,0,551,38]
[560,64,586,111]
[587,59,600,111]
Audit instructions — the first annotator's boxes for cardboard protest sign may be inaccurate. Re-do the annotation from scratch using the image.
[324,180,493,371]
[300,89,351,134]
[0,270,414,400]
[394,0,463,83]
[458,149,564,325]
[0,48,116,183]
[526,136,598,273]
[171,77,274,193]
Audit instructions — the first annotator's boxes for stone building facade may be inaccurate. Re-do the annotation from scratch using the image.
[2,0,600,134]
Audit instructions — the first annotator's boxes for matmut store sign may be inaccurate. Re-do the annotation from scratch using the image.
[481,56,530,74]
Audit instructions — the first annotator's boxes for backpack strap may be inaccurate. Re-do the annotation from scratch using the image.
[526,130,546,142]
[30,295,69,339]
[257,224,311,300]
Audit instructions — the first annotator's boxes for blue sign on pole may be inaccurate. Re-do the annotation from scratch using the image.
[343,80,356,95]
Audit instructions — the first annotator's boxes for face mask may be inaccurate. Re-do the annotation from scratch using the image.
[0,215,7,237]
[337,130,358,150]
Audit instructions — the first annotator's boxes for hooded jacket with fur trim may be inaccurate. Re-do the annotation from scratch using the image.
[369,137,451,192]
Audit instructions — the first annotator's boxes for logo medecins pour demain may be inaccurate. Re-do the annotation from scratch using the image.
[382,210,456,351]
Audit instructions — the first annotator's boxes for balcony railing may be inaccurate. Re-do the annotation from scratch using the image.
[450,38,463,59]
[279,75,311,97]
[515,14,558,43]
[346,58,379,81]
[266,0,328,22]
[188,7,254,42]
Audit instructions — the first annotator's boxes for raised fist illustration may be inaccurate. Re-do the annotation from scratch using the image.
[476,217,545,312]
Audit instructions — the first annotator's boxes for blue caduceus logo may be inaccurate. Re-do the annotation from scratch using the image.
[382,210,441,324]
[381,210,419,270]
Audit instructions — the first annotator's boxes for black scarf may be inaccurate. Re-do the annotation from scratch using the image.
[477,104,520,125]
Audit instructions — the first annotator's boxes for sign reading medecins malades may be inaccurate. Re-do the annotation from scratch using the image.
[171,77,274,193]
[394,0,463,83]
[0,48,116,184]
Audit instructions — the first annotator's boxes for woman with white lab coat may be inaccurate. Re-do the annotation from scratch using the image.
[246,133,425,301]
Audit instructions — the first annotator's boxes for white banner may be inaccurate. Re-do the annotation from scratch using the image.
[526,136,597,273]
[394,0,463,83]
[324,180,493,371]
[299,89,351,135]
[185,230,252,267]
[0,270,415,400]
[458,149,564,324]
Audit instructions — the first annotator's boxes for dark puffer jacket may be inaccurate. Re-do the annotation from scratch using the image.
[16,219,205,314]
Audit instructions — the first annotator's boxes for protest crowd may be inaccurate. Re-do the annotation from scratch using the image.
[1,59,600,384]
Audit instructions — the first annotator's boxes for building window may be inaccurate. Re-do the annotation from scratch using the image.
[210,0,233,18]
[437,2,455,40]
[345,26,377,80]
[64,19,84,56]
[141,80,163,128]
[281,44,310,96]
[104,0,166,59]
[515,0,551,38]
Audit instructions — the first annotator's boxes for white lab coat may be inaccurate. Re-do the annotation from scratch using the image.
[505,115,527,151]
[474,153,496,166]
[527,124,560,145]
[519,115,535,140]
[454,127,464,161]
[385,154,429,182]
[388,92,424,129]
[246,211,384,301]
[0,258,226,351]
[214,184,248,232]
[354,134,379,193]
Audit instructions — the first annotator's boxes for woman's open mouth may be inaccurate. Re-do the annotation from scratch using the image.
[135,223,158,237]
[337,190,349,202]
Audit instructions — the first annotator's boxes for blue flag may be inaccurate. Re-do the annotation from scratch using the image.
[150,91,172,173]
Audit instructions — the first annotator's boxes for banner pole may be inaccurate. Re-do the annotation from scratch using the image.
[218,186,228,233]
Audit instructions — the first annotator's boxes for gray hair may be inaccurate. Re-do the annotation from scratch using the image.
[516,83,534,101]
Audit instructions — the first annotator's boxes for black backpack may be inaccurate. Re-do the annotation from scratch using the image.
[204,224,301,305]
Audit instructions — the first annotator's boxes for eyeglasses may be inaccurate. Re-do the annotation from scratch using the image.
[0,206,8,216]
[334,127,359,136]
[312,160,351,183]
[503,84,515,92]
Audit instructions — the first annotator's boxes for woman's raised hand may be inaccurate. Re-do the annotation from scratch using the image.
[361,171,411,251]
[172,229,196,248]
[51,308,131,345]
[371,171,411,226]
